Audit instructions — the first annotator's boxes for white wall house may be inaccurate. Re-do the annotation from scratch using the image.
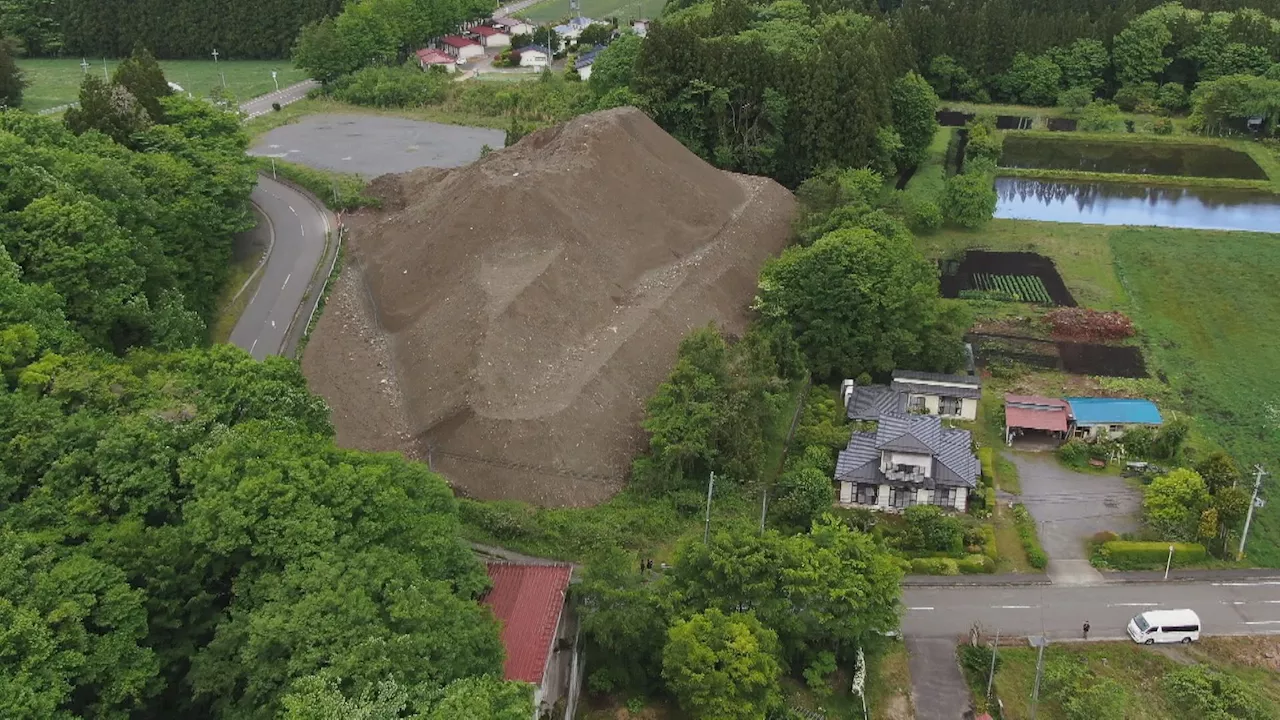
[516,46,550,67]
[440,35,485,61]
[833,413,978,513]
[472,25,511,47]
[494,16,536,37]
[841,370,981,422]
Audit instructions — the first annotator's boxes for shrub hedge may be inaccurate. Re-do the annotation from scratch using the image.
[979,447,995,485]
[910,557,960,575]
[1097,541,1207,570]
[958,554,995,573]
[1013,504,1048,569]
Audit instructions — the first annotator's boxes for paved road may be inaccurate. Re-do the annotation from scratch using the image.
[241,80,320,120]
[905,637,971,720]
[1011,451,1142,585]
[903,575,1280,641]
[229,178,332,359]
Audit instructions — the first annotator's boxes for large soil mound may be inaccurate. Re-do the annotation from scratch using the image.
[303,107,794,506]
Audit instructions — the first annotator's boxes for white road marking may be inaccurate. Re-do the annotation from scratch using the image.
[1224,600,1280,605]
[282,273,291,290]
[289,205,297,214]
[1107,603,1160,607]
[1212,581,1280,586]
[271,320,276,328]
[995,605,1036,609]
[1244,620,1280,625]
[250,338,258,353]
[907,607,934,611]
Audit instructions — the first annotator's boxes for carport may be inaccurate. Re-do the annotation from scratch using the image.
[1005,394,1069,449]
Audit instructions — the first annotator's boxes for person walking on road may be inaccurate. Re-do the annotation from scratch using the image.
[1083,621,1091,640]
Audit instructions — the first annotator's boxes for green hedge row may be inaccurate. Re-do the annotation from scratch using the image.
[909,554,994,575]
[1012,504,1048,569]
[1097,541,1207,570]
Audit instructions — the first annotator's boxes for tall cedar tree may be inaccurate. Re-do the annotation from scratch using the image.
[64,74,152,146]
[112,45,172,122]
[0,36,24,108]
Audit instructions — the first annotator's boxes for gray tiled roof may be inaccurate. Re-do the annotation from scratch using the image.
[834,412,979,490]
[845,385,905,420]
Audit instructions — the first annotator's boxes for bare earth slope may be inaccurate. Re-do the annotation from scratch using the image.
[303,107,794,506]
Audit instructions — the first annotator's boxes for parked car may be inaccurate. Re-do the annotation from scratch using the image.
[1127,609,1200,644]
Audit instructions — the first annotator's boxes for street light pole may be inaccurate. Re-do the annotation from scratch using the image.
[703,471,716,544]
[271,70,279,92]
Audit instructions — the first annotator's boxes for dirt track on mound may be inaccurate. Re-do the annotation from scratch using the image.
[302,107,794,507]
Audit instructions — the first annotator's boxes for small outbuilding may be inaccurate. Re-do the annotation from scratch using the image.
[494,15,536,37]
[471,24,511,48]
[482,562,576,717]
[574,45,603,80]
[841,370,982,422]
[1004,394,1070,446]
[515,44,550,67]
[1065,397,1163,440]
[415,48,458,72]
[440,34,484,61]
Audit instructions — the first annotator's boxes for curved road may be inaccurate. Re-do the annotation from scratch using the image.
[229,176,332,360]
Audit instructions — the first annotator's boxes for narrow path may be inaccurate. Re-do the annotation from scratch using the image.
[905,637,971,720]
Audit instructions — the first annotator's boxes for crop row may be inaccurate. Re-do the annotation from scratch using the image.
[970,273,1052,304]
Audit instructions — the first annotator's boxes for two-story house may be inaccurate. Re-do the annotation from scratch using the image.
[834,413,980,512]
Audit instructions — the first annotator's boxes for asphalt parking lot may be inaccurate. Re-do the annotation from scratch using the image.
[250,114,507,176]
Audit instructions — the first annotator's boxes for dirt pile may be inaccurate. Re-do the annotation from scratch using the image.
[303,107,795,507]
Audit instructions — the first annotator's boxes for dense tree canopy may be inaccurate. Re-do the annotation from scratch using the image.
[3,96,254,353]
[662,608,782,720]
[0,337,507,718]
[0,36,24,108]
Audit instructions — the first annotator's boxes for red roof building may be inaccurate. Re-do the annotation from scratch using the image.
[441,34,479,48]
[1004,393,1070,445]
[482,563,573,685]
[471,25,504,37]
[415,48,457,71]
[440,34,485,60]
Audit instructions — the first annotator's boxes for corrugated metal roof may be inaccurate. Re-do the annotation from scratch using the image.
[442,35,480,47]
[1005,393,1069,432]
[1065,397,1163,426]
[482,563,572,685]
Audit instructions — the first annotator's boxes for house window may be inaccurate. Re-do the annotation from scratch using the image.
[908,395,926,412]
[932,488,956,508]
[855,484,878,505]
[1109,424,1124,434]
[890,487,916,509]
[940,396,962,416]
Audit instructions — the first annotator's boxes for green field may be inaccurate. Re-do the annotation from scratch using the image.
[518,0,666,24]
[16,58,308,112]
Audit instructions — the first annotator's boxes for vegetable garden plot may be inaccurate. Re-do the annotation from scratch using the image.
[968,333,1148,378]
[939,251,1076,306]
[967,273,1053,303]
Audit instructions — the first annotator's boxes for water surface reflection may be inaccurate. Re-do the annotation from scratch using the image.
[994,178,1280,233]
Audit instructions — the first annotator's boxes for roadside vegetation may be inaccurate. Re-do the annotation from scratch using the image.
[984,639,1280,720]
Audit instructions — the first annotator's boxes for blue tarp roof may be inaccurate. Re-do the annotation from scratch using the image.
[1065,397,1163,425]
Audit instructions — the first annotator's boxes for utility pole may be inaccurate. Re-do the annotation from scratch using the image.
[986,627,1001,698]
[1238,465,1267,560]
[80,58,90,75]
[759,487,768,535]
[703,471,716,544]
[102,57,108,80]
[1029,636,1048,720]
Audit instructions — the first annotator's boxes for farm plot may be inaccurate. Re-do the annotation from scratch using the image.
[939,251,1077,306]
[969,333,1148,378]
[963,273,1053,303]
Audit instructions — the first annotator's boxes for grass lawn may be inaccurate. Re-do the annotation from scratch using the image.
[17,58,308,112]
[518,0,665,23]
[902,126,953,205]
[991,639,1280,720]
[1111,227,1280,565]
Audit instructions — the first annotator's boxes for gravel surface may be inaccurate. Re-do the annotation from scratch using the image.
[250,114,506,176]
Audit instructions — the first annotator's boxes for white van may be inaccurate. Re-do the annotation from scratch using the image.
[1127,609,1201,644]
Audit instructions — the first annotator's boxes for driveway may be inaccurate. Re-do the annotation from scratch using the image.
[905,637,972,720]
[249,114,506,177]
[1010,452,1142,585]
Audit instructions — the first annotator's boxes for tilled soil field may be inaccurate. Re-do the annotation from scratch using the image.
[303,107,795,507]
[940,250,1077,306]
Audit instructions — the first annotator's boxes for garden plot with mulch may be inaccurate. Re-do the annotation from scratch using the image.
[968,307,1147,378]
[939,251,1077,306]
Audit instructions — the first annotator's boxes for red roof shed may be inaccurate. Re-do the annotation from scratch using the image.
[441,35,480,48]
[482,563,573,685]
[416,48,454,64]
[1004,393,1070,433]
[472,25,507,37]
